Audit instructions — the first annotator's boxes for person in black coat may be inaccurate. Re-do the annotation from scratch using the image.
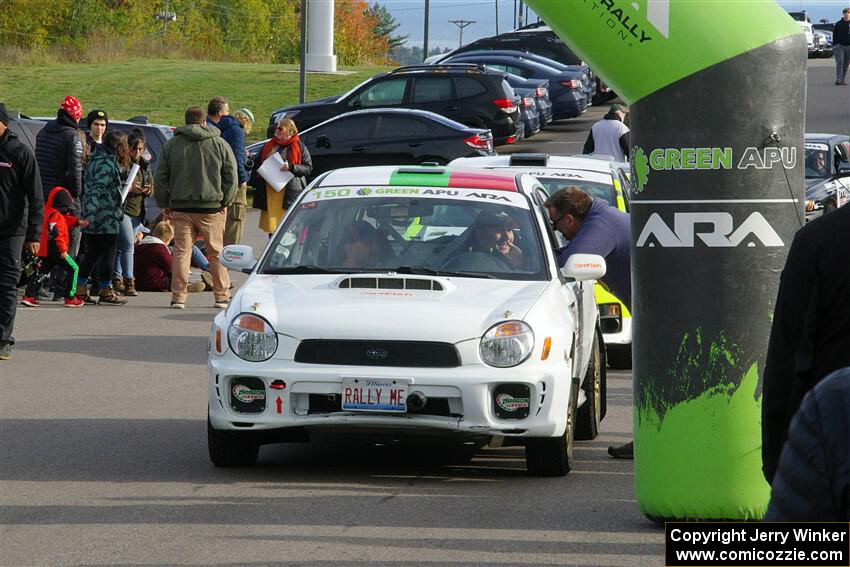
[762,203,850,484]
[764,367,850,521]
[35,96,84,204]
[0,103,44,360]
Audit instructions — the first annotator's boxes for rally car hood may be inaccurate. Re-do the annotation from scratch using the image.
[232,274,549,342]
[805,177,837,200]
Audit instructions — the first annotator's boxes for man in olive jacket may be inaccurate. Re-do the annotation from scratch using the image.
[154,106,237,309]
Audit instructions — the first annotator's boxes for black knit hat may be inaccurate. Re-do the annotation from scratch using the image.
[86,109,108,128]
[52,187,73,214]
[0,102,9,126]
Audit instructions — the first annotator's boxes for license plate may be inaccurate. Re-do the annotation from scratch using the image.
[341,378,409,412]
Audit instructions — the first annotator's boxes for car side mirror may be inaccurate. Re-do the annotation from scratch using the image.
[835,160,850,178]
[221,245,257,274]
[560,254,606,282]
[350,98,363,109]
[317,135,331,149]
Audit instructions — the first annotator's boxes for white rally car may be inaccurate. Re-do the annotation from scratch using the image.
[209,165,606,476]
[450,152,633,368]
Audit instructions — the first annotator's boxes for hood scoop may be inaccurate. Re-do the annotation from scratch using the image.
[338,277,444,291]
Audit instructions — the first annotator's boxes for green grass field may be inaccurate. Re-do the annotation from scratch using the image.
[0,59,390,142]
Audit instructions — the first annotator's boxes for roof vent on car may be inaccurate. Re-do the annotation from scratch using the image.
[338,277,444,291]
[395,167,446,175]
[509,153,549,167]
[126,115,150,124]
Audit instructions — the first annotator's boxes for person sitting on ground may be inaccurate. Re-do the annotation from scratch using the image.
[21,187,88,308]
[341,221,395,268]
[134,221,205,293]
[462,210,523,269]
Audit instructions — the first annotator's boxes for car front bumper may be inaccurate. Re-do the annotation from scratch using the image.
[208,355,573,439]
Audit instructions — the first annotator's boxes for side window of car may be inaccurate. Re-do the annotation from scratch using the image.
[324,116,376,143]
[412,77,454,103]
[354,78,408,107]
[455,77,488,99]
[377,116,431,139]
[507,64,532,78]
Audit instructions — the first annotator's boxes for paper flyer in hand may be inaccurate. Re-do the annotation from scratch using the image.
[257,151,293,192]
[120,164,141,203]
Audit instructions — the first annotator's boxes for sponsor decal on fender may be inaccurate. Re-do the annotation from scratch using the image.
[495,393,530,412]
[637,212,784,248]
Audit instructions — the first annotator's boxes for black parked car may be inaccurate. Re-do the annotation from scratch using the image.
[250,108,496,181]
[444,53,588,120]
[267,64,522,146]
[3,109,44,156]
[502,72,553,126]
[514,88,541,138]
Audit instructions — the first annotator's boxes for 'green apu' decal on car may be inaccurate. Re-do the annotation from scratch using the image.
[525,0,801,103]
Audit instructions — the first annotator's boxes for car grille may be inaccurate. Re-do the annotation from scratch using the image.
[294,340,461,367]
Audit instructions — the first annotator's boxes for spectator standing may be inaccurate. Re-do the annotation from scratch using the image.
[21,187,86,308]
[764,367,850,521]
[833,8,850,85]
[0,103,43,360]
[545,187,633,458]
[154,106,237,310]
[762,204,850,484]
[85,109,108,157]
[207,97,249,246]
[76,130,130,306]
[253,117,312,237]
[582,103,630,162]
[112,128,152,296]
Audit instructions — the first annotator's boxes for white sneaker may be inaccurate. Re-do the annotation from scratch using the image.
[213,299,229,309]
[170,301,186,309]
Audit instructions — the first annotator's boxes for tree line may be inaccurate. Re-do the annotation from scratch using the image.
[0,0,406,66]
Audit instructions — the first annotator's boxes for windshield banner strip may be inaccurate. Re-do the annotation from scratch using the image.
[302,186,530,209]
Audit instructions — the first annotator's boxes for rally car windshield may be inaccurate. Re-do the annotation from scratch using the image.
[537,178,617,206]
[259,187,548,281]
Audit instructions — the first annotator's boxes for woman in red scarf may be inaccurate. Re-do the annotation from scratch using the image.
[255,118,313,235]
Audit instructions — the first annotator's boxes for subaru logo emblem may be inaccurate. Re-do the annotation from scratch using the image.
[366,348,388,360]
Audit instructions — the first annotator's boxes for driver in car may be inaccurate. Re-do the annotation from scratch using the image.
[465,210,523,269]
[806,151,829,178]
[341,220,394,268]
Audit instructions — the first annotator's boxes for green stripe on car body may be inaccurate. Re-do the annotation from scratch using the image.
[526,0,802,103]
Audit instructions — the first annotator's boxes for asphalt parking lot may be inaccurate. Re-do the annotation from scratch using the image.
[1,58,845,566]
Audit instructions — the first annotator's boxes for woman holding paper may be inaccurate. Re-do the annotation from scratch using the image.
[112,128,153,296]
[253,117,312,236]
[76,130,130,306]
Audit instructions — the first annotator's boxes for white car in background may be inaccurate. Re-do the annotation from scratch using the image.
[209,165,607,476]
[450,153,633,368]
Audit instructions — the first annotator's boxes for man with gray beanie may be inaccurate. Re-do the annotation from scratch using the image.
[0,103,44,360]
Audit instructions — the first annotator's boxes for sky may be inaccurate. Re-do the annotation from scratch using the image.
[376,1,849,49]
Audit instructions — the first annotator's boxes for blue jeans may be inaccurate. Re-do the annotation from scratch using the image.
[114,214,141,279]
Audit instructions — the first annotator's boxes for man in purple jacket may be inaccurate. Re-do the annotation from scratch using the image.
[545,187,633,458]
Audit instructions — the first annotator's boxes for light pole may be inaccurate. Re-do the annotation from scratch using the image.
[299,0,307,103]
[155,0,177,41]
[495,0,499,35]
[423,0,430,61]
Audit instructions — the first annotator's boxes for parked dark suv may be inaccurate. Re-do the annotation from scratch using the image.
[267,64,522,146]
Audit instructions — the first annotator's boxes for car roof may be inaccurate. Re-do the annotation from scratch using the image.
[805,133,850,145]
[316,165,524,192]
[303,107,474,132]
[450,154,624,178]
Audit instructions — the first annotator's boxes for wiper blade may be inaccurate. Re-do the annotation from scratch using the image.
[262,265,348,275]
[391,266,495,279]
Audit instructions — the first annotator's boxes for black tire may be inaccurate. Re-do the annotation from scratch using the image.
[208,417,259,467]
[525,378,579,476]
[823,199,837,215]
[607,343,633,369]
[576,327,603,441]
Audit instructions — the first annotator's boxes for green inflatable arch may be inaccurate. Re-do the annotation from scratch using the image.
[525,0,805,520]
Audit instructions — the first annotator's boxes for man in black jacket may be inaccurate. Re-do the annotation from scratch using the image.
[762,204,850,484]
[833,8,850,85]
[0,103,43,360]
[35,95,84,204]
[765,367,850,521]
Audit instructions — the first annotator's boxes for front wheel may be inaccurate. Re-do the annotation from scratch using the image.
[576,326,604,440]
[208,416,259,467]
[525,378,579,476]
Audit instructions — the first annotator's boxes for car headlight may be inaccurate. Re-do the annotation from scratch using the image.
[227,313,277,362]
[479,321,534,368]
